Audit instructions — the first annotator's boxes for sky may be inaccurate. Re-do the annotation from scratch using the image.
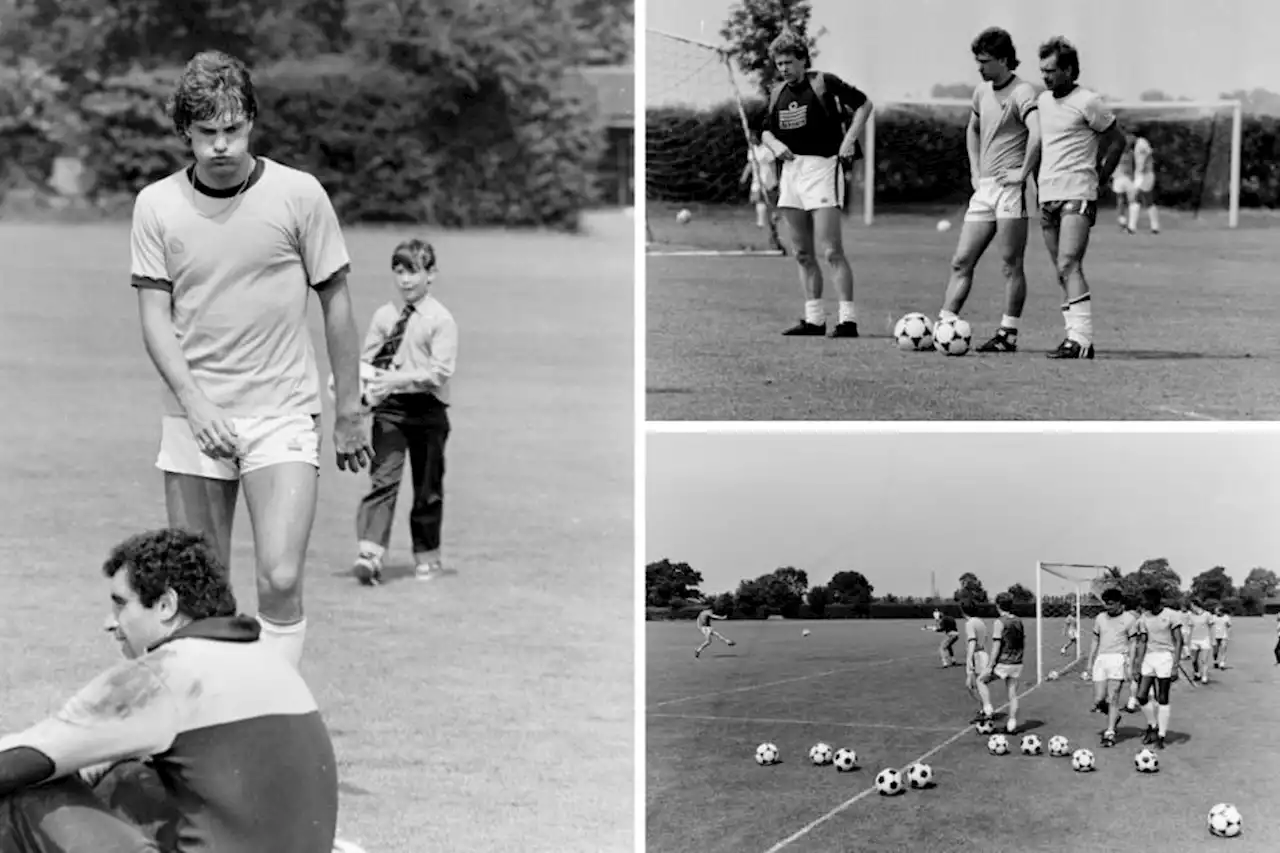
[646,431,1280,600]
[646,0,1280,103]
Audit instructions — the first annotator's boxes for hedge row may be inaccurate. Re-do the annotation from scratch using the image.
[649,597,1265,620]
[647,99,1280,209]
[3,54,604,228]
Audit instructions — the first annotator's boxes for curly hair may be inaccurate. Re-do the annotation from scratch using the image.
[971,27,1019,70]
[1038,36,1080,82]
[102,528,237,620]
[391,239,438,274]
[169,51,258,138]
[768,30,810,65]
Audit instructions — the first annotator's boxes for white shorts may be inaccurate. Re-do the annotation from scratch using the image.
[1133,173,1155,193]
[156,414,321,481]
[777,155,844,211]
[993,662,1023,680]
[1140,650,1175,679]
[1110,174,1133,195]
[969,650,990,675]
[1066,628,1078,641]
[964,177,1027,222]
[1092,652,1127,682]
[699,626,712,637]
[1190,638,1212,652]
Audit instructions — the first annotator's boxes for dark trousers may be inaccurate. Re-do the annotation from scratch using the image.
[0,761,171,853]
[1274,636,1280,664]
[356,393,450,557]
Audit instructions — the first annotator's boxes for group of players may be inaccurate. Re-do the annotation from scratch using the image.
[752,26,1165,359]
[930,586,1234,751]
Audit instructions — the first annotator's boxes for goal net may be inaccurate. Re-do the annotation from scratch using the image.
[1033,562,1122,685]
[645,29,784,256]
[862,98,1242,228]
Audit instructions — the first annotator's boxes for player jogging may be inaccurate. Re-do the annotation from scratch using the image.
[1186,598,1213,683]
[982,593,1026,734]
[1211,604,1231,669]
[1086,588,1138,747]
[0,529,356,853]
[1127,133,1160,234]
[1061,611,1078,655]
[694,607,734,658]
[1035,36,1128,359]
[131,51,372,671]
[761,30,874,339]
[740,130,780,231]
[1111,136,1135,230]
[1132,586,1184,749]
[959,597,995,724]
[938,27,1041,354]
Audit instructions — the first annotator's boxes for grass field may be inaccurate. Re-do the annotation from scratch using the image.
[646,208,1280,420]
[0,212,634,853]
[646,618,1280,853]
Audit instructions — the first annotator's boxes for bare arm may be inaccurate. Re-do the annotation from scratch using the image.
[966,113,981,185]
[315,271,363,418]
[1096,122,1127,186]
[840,100,873,160]
[1018,110,1042,183]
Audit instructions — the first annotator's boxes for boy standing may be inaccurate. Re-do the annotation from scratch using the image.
[983,593,1026,734]
[352,240,459,585]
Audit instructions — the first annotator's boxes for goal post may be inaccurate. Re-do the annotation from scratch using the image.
[644,29,785,256]
[862,97,1242,228]
[1034,562,1123,685]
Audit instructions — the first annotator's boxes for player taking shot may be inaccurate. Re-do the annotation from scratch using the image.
[694,607,734,658]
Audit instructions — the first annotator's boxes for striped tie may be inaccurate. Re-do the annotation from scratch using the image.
[371,304,415,370]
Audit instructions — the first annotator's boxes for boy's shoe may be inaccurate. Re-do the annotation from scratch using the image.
[782,319,826,336]
[829,321,859,338]
[1141,726,1157,745]
[1047,338,1095,359]
[353,553,382,586]
[976,328,1018,353]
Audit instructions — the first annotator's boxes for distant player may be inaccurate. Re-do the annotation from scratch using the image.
[982,593,1026,733]
[1186,599,1213,683]
[1061,611,1078,655]
[938,27,1041,354]
[1211,604,1232,669]
[926,610,961,667]
[1111,136,1135,230]
[131,51,372,670]
[1132,586,1184,749]
[740,130,780,230]
[1128,133,1161,234]
[1179,602,1194,659]
[959,596,995,724]
[694,607,734,658]
[761,30,874,338]
[1086,588,1138,747]
[1035,36,1128,359]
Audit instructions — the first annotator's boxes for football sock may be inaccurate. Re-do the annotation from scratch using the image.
[1156,704,1170,736]
[837,301,857,324]
[804,299,824,325]
[1065,295,1092,345]
[1000,315,1019,333]
[1148,206,1160,231]
[1128,202,1141,231]
[939,309,959,322]
[257,615,307,670]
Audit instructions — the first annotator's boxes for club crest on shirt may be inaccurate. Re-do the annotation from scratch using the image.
[168,238,185,255]
[779,101,807,131]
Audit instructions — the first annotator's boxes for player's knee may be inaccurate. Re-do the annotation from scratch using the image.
[820,244,846,267]
[793,245,817,267]
[949,250,978,275]
[1056,256,1081,278]
[256,561,303,604]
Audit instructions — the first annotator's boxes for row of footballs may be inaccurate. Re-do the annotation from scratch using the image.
[754,742,930,796]
[982,731,1162,774]
[755,741,1244,839]
[893,313,973,355]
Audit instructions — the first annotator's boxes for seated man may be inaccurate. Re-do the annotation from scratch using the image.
[0,528,343,853]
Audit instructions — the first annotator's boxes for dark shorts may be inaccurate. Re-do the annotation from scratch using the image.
[1040,199,1097,228]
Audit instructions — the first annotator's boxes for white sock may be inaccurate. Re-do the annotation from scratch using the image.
[1127,202,1140,230]
[257,615,307,670]
[1156,703,1170,736]
[1066,297,1092,346]
[1148,206,1160,231]
[804,299,824,325]
[939,309,959,322]
[1000,315,1019,332]
[837,301,857,324]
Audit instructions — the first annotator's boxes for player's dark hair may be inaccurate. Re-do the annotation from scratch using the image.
[1038,36,1080,82]
[103,528,237,620]
[1190,597,1203,609]
[391,239,438,274]
[768,30,810,66]
[971,27,1019,70]
[1101,588,1123,604]
[994,592,1013,611]
[170,51,258,138]
[1141,586,1162,609]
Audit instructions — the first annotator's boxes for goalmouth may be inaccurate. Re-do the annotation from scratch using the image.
[1033,561,1124,685]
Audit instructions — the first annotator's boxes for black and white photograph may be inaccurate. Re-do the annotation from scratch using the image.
[645,0,1280,420]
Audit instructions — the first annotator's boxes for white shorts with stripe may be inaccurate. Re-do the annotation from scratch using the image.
[1140,650,1175,679]
[777,155,844,211]
[965,177,1027,222]
[157,414,321,481]
[1092,652,1127,682]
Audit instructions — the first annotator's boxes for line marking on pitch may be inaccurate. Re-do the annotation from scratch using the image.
[760,679,1050,853]
[648,713,958,733]
[649,657,908,709]
[1149,405,1221,421]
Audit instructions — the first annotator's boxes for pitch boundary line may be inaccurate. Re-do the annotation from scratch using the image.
[1149,405,1221,421]
[649,657,909,709]
[760,678,1050,853]
[648,712,959,733]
